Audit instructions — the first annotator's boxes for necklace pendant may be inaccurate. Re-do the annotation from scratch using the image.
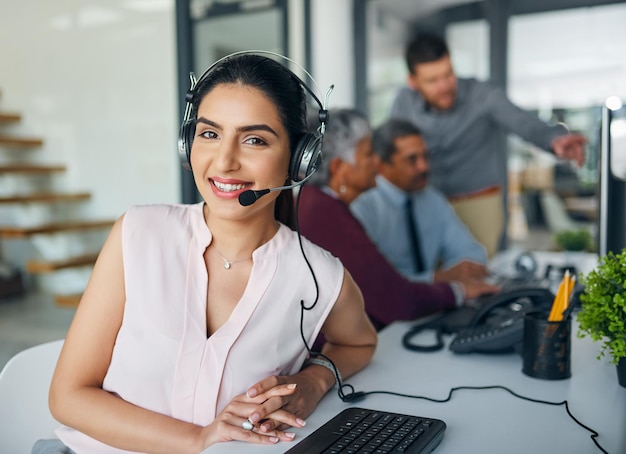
[224,261,232,269]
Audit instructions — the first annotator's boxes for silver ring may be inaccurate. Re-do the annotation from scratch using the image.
[242,419,254,431]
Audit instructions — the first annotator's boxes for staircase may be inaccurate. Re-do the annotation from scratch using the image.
[0,91,115,307]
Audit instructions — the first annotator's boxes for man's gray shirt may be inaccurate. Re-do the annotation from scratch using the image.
[390,78,568,198]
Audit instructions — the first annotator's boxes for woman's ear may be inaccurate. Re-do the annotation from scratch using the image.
[327,157,346,184]
[328,156,343,173]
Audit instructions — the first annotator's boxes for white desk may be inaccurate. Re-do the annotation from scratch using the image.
[204,320,625,454]
[204,251,621,453]
[488,249,599,280]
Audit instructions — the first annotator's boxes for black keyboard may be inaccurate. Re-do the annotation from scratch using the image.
[284,407,446,454]
[485,274,548,293]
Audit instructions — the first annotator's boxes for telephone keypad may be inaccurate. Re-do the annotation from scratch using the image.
[450,320,524,354]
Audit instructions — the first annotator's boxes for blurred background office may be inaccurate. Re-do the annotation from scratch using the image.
[1,0,626,366]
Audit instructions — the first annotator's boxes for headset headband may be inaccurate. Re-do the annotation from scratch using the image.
[183,50,333,131]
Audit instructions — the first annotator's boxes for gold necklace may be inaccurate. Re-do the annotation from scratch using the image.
[214,246,251,270]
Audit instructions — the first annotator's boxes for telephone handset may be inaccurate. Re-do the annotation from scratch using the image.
[448,287,554,353]
[402,287,555,354]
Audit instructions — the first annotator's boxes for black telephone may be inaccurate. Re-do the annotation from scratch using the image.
[448,287,554,353]
[402,286,555,354]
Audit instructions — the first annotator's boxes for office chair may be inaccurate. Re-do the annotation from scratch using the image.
[0,339,64,452]
[539,189,593,234]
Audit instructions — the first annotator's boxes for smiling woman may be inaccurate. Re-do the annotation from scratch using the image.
[42,53,377,454]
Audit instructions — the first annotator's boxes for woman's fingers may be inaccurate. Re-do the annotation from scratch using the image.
[205,413,277,445]
[256,409,307,433]
[210,411,297,445]
[245,389,307,430]
[246,376,295,401]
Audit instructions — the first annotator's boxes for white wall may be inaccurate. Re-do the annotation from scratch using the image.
[0,0,180,221]
[310,0,355,108]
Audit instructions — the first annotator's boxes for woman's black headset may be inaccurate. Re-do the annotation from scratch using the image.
[177,50,332,186]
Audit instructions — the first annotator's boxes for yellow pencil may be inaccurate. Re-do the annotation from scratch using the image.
[558,270,571,322]
[568,274,576,296]
[552,271,576,322]
[548,275,566,322]
[561,274,576,318]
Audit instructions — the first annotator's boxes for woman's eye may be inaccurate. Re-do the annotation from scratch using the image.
[199,130,218,139]
[244,137,267,146]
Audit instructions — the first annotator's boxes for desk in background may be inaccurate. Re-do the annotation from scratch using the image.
[205,319,624,454]
[564,196,598,221]
[488,249,598,299]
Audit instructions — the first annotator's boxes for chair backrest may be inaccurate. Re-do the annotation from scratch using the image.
[539,189,581,232]
[0,339,64,452]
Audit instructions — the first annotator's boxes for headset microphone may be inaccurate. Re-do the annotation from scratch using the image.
[238,168,318,206]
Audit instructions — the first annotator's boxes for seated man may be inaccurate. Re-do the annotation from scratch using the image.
[299,109,497,330]
[351,118,488,285]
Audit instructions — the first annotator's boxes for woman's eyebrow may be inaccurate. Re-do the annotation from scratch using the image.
[196,117,278,137]
[196,117,221,129]
[237,124,279,137]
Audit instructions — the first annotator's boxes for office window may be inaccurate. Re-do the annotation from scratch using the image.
[193,9,283,74]
[509,4,626,112]
[366,2,411,127]
[508,3,626,183]
[447,20,489,80]
[506,5,626,249]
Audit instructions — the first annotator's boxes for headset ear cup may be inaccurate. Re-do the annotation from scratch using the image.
[289,133,322,182]
[178,120,195,171]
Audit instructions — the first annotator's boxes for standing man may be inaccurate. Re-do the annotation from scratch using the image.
[390,33,586,255]
[351,118,489,285]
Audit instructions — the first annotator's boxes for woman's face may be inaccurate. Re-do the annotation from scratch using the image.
[190,83,291,222]
[344,135,377,195]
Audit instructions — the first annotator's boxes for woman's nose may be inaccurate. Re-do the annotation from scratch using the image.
[213,137,241,171]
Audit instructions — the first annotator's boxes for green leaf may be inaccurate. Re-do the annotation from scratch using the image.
[577,249,626,365]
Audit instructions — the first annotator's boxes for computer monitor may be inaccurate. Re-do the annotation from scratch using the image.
[598,97,626,256]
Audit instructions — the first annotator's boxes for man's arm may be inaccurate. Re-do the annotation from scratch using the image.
[485,82,585,164]
[551,134,586,166]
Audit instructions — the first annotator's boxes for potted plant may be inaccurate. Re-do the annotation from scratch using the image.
[577,249,626,387]
[554,228,592,252]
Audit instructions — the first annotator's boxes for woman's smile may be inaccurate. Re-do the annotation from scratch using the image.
[209,177,253,200]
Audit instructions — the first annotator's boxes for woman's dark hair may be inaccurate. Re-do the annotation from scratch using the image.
[191,54,307,228]
[405,33,449,74]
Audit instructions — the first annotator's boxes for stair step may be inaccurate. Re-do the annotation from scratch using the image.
[0,191,91,204]
[54,293,82,308]
[0,113,21,123]
[0,219,114,238]
[26,253,98,273]
[0,164,66,174]
[0,135,44,147]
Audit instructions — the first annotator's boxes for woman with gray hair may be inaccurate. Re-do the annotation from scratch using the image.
[299,108,495,330]
[306,109,375,202]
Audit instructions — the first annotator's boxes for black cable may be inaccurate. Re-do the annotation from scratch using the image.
[293,188,362,403]
[402,323,445,352]
[346,385,608,454]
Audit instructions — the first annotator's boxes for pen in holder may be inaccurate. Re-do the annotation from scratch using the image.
[522,311,571,380]
[522,271,574,380]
